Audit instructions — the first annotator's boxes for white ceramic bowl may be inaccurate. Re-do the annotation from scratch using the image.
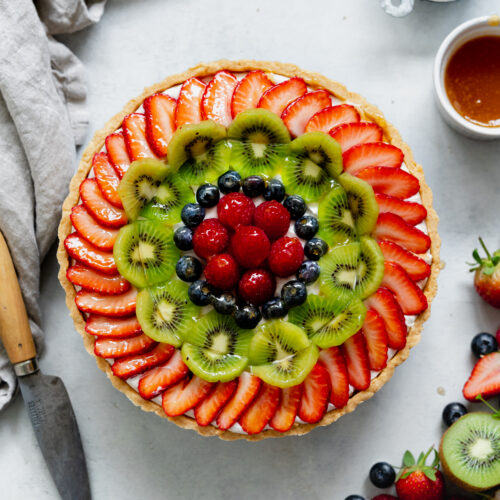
[433,15,500,140]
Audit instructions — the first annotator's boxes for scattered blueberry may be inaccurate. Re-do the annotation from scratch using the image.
[304,238,328,261]
[211,292,237,315]
[173,226,193,251]
[188,280,213,306]
[233,304,262,329]
[283,194,306,219]
[296,260,320,284]
[471,332,498,358]
[369,462,396,488]
[242,176,265,198]
[281,280,307,308]
[175,255,202,282]
[181,203,205,228]
[295,215,319,240]
[262,297,288,319]
[218,170,241,194]
[263,178,285,202]
[196,183,220,208]
[345,496,365,500]
[442,402,468,427]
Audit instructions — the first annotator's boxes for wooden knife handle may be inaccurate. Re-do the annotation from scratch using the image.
[0,231,36,364]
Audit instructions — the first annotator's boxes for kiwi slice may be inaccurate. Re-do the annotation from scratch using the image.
[113,220,179,288]
[136,281,198,347]
[118,159,168,221]
[355,236,385,299]
[338,173,379,235]
[288,294,366,349]
[248,320,319,388]
[440,412,500,492]
[181,311,253,382]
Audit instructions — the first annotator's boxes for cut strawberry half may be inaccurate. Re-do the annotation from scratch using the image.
[64,233,117,275]
[138,350,189,400]
[305,104,361,133]
[174,77,206,128]
[67,264,129,295]
[319,346,349,409]
[94,333,156,359]
[258,77,307,116]
[281,90,331,137]
[379,240,431,281]
[144,93,176,158]
[231,70,273,118]
[85,314,142,338]
[343,142,404,175]
[375,193,427,226]
[79,179,127,228]
[362,310,389,371]
[269,385,303,432]
[381,262,428,315]
[201,70,238,127]
[92,152,123,208]
[463,352,500,401]
[105,132,131,178]
[329,122,383,153]
[356,166,420,199]
[239,383,281,435]
[341,332,371,391]
[111,343,175,379]
[298,362,330,423]
[70,205,119,251]
[162,376,214,417]
[75,287,137,317]
[194,380,238,426]
[122,113,158,161]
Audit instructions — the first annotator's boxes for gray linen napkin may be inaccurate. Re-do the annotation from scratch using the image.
[0,0,106,410]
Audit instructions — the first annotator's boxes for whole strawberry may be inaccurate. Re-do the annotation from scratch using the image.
[469,238,500,308]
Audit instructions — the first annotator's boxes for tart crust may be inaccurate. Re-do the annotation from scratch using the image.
[57,60,440,441]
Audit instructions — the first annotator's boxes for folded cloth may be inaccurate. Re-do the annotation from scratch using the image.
[0,0,106,410]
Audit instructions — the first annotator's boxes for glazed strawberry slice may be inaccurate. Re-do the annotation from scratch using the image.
[194,380,238,426]
[70,205,119,251]
[94,333,156,359]
[216,372,262,430]
[122,113,158,161]
[231,70,273,117]
[281,90,331,137]
[258,77,307,116]
[92,152,123,208]
[67,264,129,295]
[269,385,303,432]
[298,362,330,423]
[305,104,361,133]
[375,192,427,226]
[341,332,371,391]
[144,93,176,158]
[75,287,137,317]
[138,351,189,399]
[329,122,383,153]
[374,213,431,254]
[174,77,206,128]
[379,240,431,281]
[111,343,175,379]
[85,314,142,338]
[64,233,117,275]
[381,262,428,315]
[79,179,127,228]
[356,166,420,199]
[362,310,389,371]
[463,352,500,401]
[239,383,281,435]
[343,142,404,175]
[364,288,407,350]
[201,70,238,127]
[319,346,349,409]
[162,376,214,417]
[105,132,131,178]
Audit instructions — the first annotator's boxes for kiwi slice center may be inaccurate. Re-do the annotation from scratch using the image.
[155,181,181,208]
[251,142,267,158]
[136,175,160,202]
[468,437,494,462]
[303,158,323,179]
[188,136,213,158]
[210,331,232,354]
[156,300,178,325]
[131,239,159,266]
[332,265,358,291]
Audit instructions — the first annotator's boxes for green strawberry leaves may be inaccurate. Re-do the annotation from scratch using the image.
[468,237,500,273]
[397,446,440,481]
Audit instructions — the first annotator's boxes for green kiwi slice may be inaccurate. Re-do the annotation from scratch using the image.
[440,412,500,492]
[288,294,367,349]
[136,281,198,347]
[355,236,385,299]
[113,220,179,288]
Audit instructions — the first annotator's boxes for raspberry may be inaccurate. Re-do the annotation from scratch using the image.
[204,253,239,291]
[238,269,276,305]
[192,218,229,259]
[230,226,270,268]
[217,192,255,230]
[268,236,304,277]
[254,200,291,240]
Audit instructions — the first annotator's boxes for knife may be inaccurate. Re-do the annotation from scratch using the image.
[0,231,91,500]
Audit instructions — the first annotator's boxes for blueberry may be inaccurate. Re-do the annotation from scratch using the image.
[283,194,306,219]
[471,332,498,358]
[211,292,237,315]
[181,203,205,228]
[233,304,262,329]
[345,496,365,500]
[196,183,220,208]
[369,462,396,488]
[262,297,288,319]
[173,226,193,251]
[242,176,265,197]
[263,178,285,202]
[188,280,213,306]
[304,238,328,261]
[295,215,319,240]
[175,255,202,282]
[281,280,307,308]
[296,261,320,284]
[218,170,241,194]
[442,402,468,427]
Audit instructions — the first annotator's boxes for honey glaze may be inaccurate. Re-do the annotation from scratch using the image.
[444,36,500,127]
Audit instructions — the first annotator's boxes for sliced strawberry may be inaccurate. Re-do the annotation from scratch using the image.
[201,70,238,127]
[231,70,273,118]
[343,142,404,175]
[111,343,175,379]
[70,205,119,251]
[341,332,371,391]
[138,350,189,399]
[144,93,176,158]
[105,132,131,178]
[374,213,430,254]
[92,152,123,208]
[298,362,330,423]
[216,372,262,430]
[305,104,361,133]
[79,179,127,228]
[162,376,214,417]
[194,380,238,426]
[94,333,156,359]
[362,310,389,371]
[122,113,158,161]
[258,77,307,116]
[174,77,206,128]
[381,262,428,315]
[64,233,117,275]
[463,352,500,401]
[356,166,420,199]
[269,385,303,432]
[67,264,129,295]
[375,192,427,226]
[75,287,137,317]
[329,122,383,153]
[239,383,280,435]
[85,314,141,338]
[319,346,349,408]
[281,90,331,137]
[379,240,431,281]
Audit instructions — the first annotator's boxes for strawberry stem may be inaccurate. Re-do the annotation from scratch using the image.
[476,394,500,418]
[479,237,493,260]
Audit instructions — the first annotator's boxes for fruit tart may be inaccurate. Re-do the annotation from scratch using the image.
[57,60,440,440]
